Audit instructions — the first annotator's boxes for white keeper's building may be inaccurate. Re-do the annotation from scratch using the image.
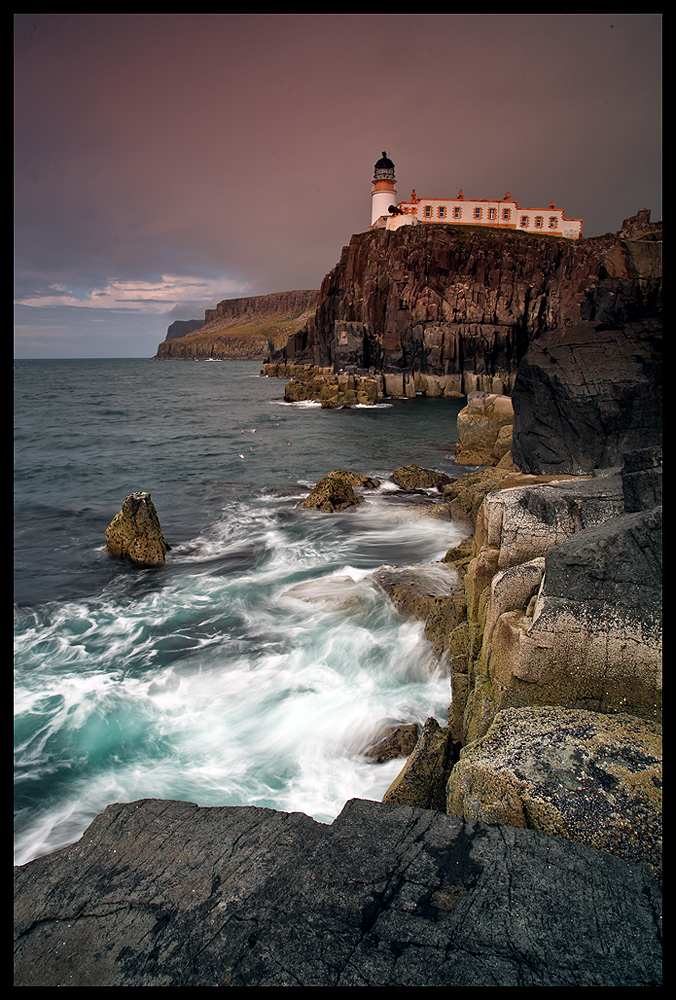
[370,152,583,239]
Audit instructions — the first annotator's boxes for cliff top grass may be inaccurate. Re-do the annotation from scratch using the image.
[163,309,314,352]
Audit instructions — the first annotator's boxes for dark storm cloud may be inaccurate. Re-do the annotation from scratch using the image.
[14,13,661,357]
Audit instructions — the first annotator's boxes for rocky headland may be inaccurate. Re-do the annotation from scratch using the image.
[263,209,661,405]
[15,212,662,986]
[154,290,318,361]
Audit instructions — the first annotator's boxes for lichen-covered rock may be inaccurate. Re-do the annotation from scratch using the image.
[444,472,662,745]
[463,500,662,743]
[373,563,460,624]
[105,492,168,566]
[326,469,381,490]
[283,372,386,407]
[440,534,475,574]
[446,707,662,881]
[440,467,505,525]
[473,475,626,573]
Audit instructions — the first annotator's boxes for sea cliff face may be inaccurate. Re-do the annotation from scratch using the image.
[273,216,661,393]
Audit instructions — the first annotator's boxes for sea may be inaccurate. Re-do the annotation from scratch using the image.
[14,358,470,867]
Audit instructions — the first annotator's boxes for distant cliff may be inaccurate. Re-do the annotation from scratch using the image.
[154,290,318,360]
[165,319,205,341]
[273,212,661,393]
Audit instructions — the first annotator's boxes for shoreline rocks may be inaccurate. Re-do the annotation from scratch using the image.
[16,214,662,985]
[362,723,420,763]
[390,464,452,490]
[262,362,508,405]
[380,461,663,882]
[366,365,662,880]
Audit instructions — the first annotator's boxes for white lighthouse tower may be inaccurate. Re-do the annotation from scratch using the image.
[371,151,397,225]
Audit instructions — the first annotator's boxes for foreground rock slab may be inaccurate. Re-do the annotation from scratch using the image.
[14,797,661,986]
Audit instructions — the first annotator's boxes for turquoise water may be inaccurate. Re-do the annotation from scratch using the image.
[14,359,468,865]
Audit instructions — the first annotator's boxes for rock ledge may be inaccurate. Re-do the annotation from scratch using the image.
[14,797,661,987]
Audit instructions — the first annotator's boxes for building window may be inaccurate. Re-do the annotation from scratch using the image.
[474,207,482,219]
[424,205,432,218]
[535,216,543,228]
[503,208,511,220]
[520,216,529,227]
[453,206,461,218]
[488,208,496,220]
[549,216,557,228]
[438,206,446,218]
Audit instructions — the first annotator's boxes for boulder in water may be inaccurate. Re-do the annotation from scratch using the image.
[300,470,378,512]
[390,465,452,491]
[105,492,168,566]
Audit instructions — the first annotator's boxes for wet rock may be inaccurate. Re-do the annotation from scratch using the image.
[105,492,168,566]
[440,534,475,574]
[439,467,505,526]
[283,372,385,407]
[362,723,419,762]
[447,707,662,882]
[373,562,460,623]
[382,717,456,811]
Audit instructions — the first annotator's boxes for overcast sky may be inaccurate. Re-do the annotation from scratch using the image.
[14,13,662,358]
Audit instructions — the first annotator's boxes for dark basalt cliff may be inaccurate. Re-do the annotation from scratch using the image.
[274,216,661,391]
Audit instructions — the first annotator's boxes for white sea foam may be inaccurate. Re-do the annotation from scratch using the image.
[14,359,467,866]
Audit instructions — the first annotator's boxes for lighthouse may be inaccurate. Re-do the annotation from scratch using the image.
[371,151,397,225]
